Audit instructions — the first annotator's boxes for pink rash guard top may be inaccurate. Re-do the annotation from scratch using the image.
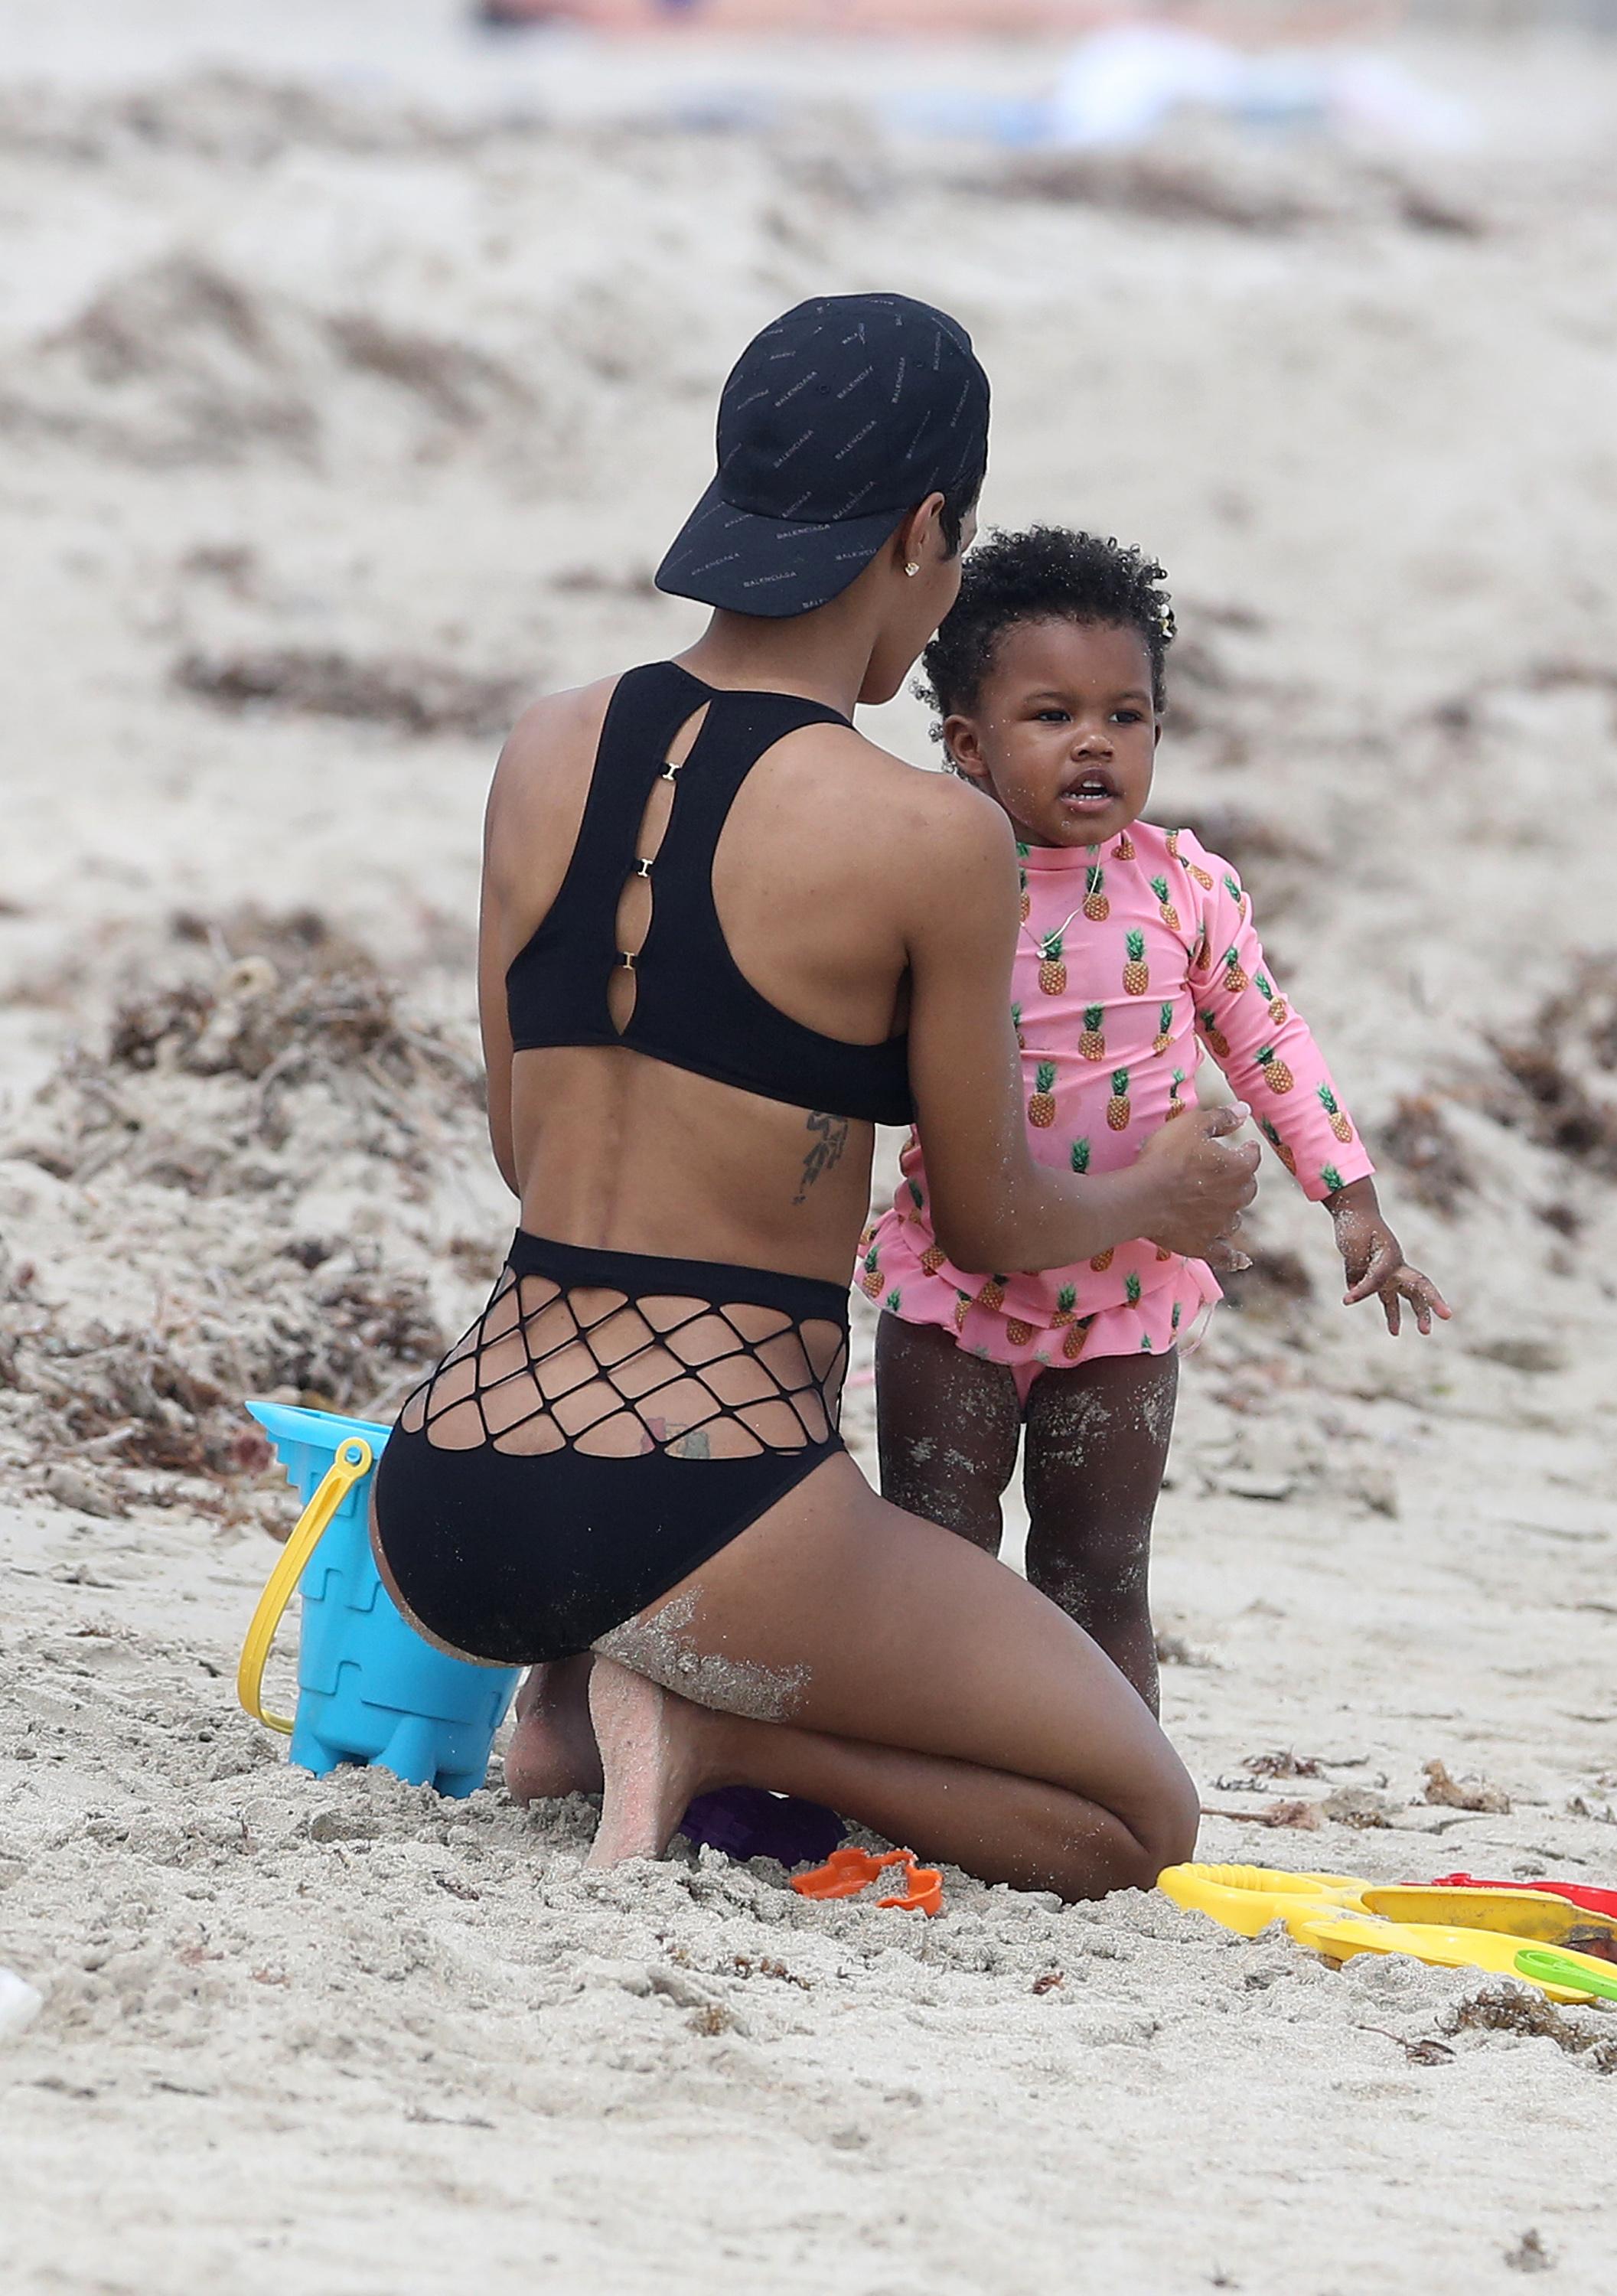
[865,822,1374,1356]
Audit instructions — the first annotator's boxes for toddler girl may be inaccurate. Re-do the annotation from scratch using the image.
[866,528,1449,1712]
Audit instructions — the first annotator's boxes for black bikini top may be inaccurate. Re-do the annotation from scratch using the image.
[505,661,913,1127]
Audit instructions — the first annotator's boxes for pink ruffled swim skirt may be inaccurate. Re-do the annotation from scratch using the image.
[884,1258,1217,1411]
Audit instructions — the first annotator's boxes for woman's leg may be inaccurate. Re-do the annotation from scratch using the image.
[1021,1349,1180,1717]
[589,1453,1200,1901]
[506,1655,601,1802]
[874,1313,1023,1553]
[585,1654,1172,1898]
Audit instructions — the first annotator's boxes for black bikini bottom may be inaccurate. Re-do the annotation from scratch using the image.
[371,1230,849,1666]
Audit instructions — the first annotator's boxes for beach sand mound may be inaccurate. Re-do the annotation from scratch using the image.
[0,66,471,165]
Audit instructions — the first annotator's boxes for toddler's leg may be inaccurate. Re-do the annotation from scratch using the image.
[875,1313,1022,1555]
[1022,1350,1179,1714]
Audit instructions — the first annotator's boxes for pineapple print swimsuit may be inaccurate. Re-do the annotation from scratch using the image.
[867,822,1374,1404]
[373,663,911,1667]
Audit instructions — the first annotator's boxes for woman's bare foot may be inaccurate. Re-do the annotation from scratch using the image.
[585,1655,724,1867]
[504,1656,605,1804]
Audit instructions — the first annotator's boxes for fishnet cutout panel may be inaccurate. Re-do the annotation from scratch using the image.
[399,1270,847,1462]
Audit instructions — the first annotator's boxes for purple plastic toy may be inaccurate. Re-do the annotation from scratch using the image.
[679,1786,845,1867]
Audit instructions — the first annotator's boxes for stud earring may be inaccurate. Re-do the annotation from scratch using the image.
[905,561,921,579]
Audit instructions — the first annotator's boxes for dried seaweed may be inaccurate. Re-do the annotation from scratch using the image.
[0,912,486,1489]
[1200,1798,1322,1831]
[1379,1094,1475,1215]
[1465,1336,1565,1376]
[1319,1786,1396,1831]
[9,254,321,464]
[1522,656,1617,703]
[550,564,660,602]
[974,133,1491,240]
[1225,1245,1314,1318]
[1537,1199,1584,1240]
[1481,953,1617,1176]
[1155,1630,1214,1670]
[1446,1983,1617,2075]
[1170,802,1307,871]
[1171,801,1318,915]
[5,1246,442,1476]
[111,961,428,1090]
[1565,1926,1617,1965]
[326,313,536,429]
[0,234,556,474]
[19,924,481,1195]
[1423,1758,1511,1815]
[1359,2025,1456,2066]
[173,646,527,739]
[1244,1750,1325,1780]
[983,150,1334,233]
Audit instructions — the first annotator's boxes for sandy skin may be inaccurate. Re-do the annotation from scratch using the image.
[583,1656,720,1867]
[505,1652,735,1870]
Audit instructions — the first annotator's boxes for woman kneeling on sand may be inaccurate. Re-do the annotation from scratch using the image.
[370,293,1257,1900]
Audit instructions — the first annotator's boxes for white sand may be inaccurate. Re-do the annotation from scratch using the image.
[2,7,1616,2290]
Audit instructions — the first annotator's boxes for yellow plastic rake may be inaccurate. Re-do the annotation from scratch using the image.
[1159,1864,1617,2004]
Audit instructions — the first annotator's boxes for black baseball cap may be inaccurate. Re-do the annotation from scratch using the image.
[657,292,990,620]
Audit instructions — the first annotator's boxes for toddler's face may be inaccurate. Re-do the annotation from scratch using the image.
[945,617,1159,849]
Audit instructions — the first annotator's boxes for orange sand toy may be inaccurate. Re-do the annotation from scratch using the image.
[791,1845,944,1916]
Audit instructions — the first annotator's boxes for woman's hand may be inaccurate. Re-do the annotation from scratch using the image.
[1328,1177,1452,1337]
[1133,1104,1261,1266]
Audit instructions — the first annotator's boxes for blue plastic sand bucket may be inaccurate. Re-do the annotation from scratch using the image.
[238,1400,519,1799]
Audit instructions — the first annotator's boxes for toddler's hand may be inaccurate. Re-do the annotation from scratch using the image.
[1332,1185,1451,1338]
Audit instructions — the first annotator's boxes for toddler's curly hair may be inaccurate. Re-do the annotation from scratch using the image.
[918,526,1175,741]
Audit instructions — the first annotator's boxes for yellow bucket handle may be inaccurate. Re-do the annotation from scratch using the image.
[236,1437,374,1735]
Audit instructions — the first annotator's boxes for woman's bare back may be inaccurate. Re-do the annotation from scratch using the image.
[481,664,942,1287]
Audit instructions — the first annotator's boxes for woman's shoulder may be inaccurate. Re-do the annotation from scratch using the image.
[784,735,1020,914]
[487,673,617,813]
[481,677,621,893]
[869,757,1019,870]
[497,674,618,778]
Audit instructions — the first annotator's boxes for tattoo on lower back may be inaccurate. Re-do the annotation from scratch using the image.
[794,1110,849,1206]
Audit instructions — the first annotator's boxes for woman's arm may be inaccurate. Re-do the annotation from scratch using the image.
[902,783,1258,1273]
[474,685,608,1201]
[478,768,520,1200]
